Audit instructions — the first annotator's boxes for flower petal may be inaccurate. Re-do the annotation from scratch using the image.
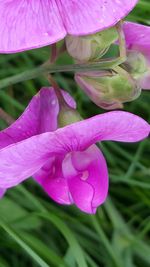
[72,146,109,208]
[0,0,66,53]
[0,1,138,53]
[56,111,150,150]
[62,145,109,213]
[61,90,77,109]
[67,176,95,213]
[0,131,66,188]
[124,22,150,61]
[123,22,150,89]
[59,0,138,36]
[34,157,72,205]
[140,71,150,90]
[0,87,59,149]
[0,111,149,188]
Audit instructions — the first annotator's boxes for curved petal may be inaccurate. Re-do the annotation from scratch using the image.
[62,145,109,213]
[59,0,138,36]
[123,22,150,90]
[61,90,77,109]
[72,146,109,208]
[0,131,66,188]
[67,176,95,213]
[0,0,138,53]
[55,111,150,150]
[0,87,59,149]
[124,22,150,62]
[140,71,150,90]
[0,0,66,53]
[0,111,149,188]
[34,156,72,205]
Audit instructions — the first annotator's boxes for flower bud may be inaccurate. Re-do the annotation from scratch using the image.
[58,105,82,127]
[124,51,150,89]
[66,27,118,62]
[125,51,148,79]
[75,70,141,110]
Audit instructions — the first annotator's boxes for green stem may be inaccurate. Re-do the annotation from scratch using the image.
[0,57,124,90]
[91,216,124,267]
[0,219,50,267]
[116,20,127,62]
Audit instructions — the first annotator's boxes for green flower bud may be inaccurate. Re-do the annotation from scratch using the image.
[75,69,141,110]
[58,105,82,127]
[124,51,148,80]
[66,27,118,62]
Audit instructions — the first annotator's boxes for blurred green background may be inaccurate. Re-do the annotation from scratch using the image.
[0,0,150,266]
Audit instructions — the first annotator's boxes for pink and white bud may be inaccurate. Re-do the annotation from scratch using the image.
[66,27,118,62]
[124,51,150,89]
[75,70,141,110]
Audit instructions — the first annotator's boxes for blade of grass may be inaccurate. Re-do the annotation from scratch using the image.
[0,219,50,267]
[36,212,88,267]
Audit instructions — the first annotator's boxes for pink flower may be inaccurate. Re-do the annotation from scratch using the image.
[0,88,149,213]
[123,21,150,90]
[0,0,138,53]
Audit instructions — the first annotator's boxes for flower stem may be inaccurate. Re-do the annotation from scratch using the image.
[116,20,127,62]
[50,43,57,63]
[0,108,15,125]
[0,57,124,90]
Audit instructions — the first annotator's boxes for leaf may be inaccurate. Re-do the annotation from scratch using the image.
[21,232,68,267]
[0,197,41,230]
[37,212,88,267]
[0,220,49,267]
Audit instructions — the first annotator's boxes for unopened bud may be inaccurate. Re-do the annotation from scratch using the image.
[124,51,150,89]
[75,69,141,110]
[125,51,148,79]
[66,27,118,62]
[58,105,82,127]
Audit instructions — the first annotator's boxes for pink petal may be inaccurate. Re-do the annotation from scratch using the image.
[62,145,108,213]
[56,111,150,150]
[34,157,72,205]
[67,176,95,213]
[0,132,66,188]
[0,87,59,149]
[0,0,138,53]
[0,0,66,53]
[72,146,108,207]
[61,90,77,109]
[123,22,150,90]
[124,22,150,61]
[140,71,150,90]
[59,0,138,36]
[0,111,149,188]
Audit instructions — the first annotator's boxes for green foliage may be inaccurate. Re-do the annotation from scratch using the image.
[0,0,150,266]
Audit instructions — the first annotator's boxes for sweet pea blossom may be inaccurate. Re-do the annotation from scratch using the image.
[74,21,150,109]
[66,27,119,62]
[123,21,150,90]
[0,0,138,53]
[0,88,149,213]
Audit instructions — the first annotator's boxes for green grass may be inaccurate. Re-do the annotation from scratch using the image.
[0,1,150,266]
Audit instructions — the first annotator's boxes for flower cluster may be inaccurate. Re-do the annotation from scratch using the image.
[0,88,149,213]
[0,0,149,213]
[72,21,150,109]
